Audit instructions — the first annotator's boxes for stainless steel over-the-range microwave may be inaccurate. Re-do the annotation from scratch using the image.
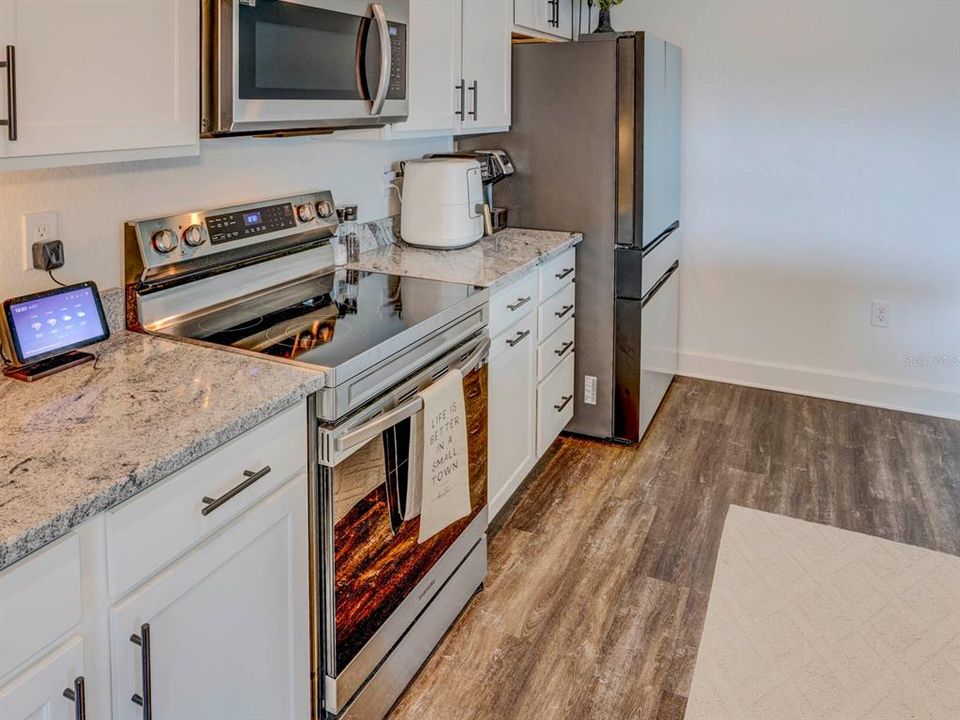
[201,0,409,136]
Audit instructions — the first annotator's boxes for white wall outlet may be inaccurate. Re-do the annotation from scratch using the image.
[22,211,60,271]
[584,375,598,405]
[871,300,891,328]
[382,164,399,198]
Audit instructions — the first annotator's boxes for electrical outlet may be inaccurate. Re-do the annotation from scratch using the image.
[22,211,60,271]
[382,164,399,198]
[871,300,891,328]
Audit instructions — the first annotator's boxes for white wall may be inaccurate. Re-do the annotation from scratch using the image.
[607,0,960,418]
[0,134,451,297]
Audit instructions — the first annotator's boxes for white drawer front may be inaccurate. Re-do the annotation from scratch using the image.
[0,535,82,679]
[538,247,576,301]
[106,403,306,598]
[538,281,576,341]
[0,637,84,720]
[490,310,537,364]
[489,271,538,337]
[537,317,575,382]
[537,354,575,457]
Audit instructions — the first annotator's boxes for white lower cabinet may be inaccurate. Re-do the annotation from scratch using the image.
[488,311,539,519]
[109,474,310,720]
[0,638,85,720]
[487,246,577,518]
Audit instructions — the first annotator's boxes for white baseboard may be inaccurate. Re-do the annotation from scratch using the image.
[678,351,960,421]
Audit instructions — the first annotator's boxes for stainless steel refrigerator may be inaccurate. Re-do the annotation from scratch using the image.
[463,32,681,443]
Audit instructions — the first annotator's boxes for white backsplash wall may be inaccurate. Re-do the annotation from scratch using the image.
[610,0,960,418]
[0,134,451,298]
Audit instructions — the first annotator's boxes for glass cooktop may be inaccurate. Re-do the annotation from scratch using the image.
[161,269,482,369]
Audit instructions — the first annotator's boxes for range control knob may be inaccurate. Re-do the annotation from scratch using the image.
[315,199,334,219]
[182,224,205,247]
[296,203,315,223]
[151,229,178,254]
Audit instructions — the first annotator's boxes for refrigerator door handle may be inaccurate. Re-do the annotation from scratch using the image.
[641,221,679,258]
[641,260,679,308]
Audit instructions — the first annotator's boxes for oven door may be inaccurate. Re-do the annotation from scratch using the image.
[316,334,489,715]
[203,0,409,135]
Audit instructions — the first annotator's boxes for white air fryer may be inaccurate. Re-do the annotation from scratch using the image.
[399,158,484,249]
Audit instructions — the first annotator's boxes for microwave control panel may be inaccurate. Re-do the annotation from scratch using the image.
[387,22,407,99]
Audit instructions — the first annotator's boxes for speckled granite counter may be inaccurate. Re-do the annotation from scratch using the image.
[347,227,583,289]
[0,308,324,570]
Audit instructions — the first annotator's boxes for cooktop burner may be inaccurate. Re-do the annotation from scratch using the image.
[161,269,482,370]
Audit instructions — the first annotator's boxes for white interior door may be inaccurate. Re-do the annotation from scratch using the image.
[461,0,512,132]
[0,0,197,160]
[109,476,309,720]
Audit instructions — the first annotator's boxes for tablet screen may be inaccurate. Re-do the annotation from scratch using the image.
[5,283,109,364]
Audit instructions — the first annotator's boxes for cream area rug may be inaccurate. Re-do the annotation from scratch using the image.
[685,505,960,720]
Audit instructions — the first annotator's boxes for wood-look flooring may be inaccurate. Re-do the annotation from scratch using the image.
[386,377,960,720]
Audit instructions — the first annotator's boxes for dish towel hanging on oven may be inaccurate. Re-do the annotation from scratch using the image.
[417,367,472,543]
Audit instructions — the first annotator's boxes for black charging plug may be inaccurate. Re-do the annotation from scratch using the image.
[32,240,65,271]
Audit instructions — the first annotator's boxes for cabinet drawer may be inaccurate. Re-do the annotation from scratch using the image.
[489,271,538,337]
[538,247,576,301]
[538,281,576,341]
[0,535,82,680]
[537,317,575,382]
[490,310,537,364]
[106,403,306,598]
[537,354,575,457]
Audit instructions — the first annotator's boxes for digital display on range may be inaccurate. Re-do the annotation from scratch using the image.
[4,283,108,363]
[206,203,296,244]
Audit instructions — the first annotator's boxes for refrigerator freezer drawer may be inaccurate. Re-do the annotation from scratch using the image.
[638,263,679,439]
[642,227,680,298]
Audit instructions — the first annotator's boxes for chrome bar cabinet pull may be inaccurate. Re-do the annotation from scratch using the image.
[554,267,574,281]
[455,79,465,118]
[554,395,573,412]
[506,329,530,347]
[0,45,17,141]
[507,296,531,312]
[201,466,272,516]
[130,623,153,720]
[63,676,86,720]
[554,304,574,319]
[554,340,574,357]
[468,81,478,121]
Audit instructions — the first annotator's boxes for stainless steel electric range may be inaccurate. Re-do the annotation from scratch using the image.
[125,191,491,720]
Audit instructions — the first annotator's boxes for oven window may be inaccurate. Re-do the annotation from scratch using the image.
[238,1,374,101]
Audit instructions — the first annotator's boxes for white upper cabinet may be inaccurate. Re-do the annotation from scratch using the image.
[514,0,573,41]
[0,0,198,170]
[461,0,512,132]
[392,0,511,137]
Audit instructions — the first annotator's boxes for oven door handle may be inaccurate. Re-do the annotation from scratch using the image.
[335,396,423,453]
[369,3,391,116]
[333,337,490,453]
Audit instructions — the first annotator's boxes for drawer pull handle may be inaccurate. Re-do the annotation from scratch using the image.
[554,395,573,412]
[130,624,152,720]
[506,329,530,347]
[201,466,272,516]
[554,304,574,319]
[63,676,86,720]
[554,340,574,357]
[554,267,574,281]
[507,296,531,311]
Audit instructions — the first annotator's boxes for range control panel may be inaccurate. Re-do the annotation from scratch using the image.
[206,203,296,244]
[126,190,339,273]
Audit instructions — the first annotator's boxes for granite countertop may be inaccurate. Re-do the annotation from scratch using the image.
[0,313,324,570]
[347,227,583,289]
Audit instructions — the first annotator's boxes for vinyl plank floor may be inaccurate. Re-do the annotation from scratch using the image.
[386,377,960,720]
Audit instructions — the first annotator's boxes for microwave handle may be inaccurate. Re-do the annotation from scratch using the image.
[369,4,391,116]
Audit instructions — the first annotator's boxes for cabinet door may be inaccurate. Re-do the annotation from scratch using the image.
[0,638,84,720]
[109,476,309,720]
[488,312,538,519]
[461,0,512,132]
[555,0,574,39]
[393,0,463,136]
[0,0,197,164]
[514,0,550,35]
